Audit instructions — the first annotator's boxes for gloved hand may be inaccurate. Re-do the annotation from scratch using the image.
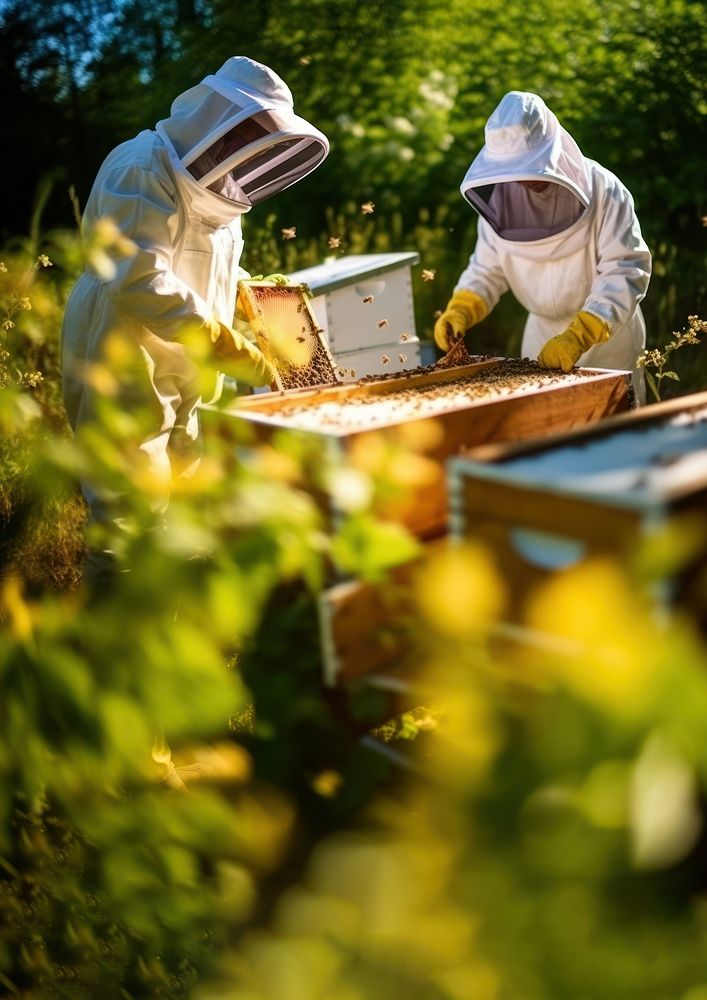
[248,273,291,285]
[433,289,489,351]
[206,320,277,387]
[537,311,611,373]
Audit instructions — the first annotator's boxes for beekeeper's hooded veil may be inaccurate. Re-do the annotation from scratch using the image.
[454,91,651,391]
[158,57,329,205]
[62,57,329,517]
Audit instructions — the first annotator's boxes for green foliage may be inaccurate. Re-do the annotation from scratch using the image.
[0,239,86,592]
[0,237,419,996]
[1,220,707,998]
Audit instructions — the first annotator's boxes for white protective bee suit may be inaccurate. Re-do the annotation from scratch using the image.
[454,91,651,398]
[62,56,329,514]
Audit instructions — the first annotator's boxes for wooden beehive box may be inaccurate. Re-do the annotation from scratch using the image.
[222,358,633,539]
[448,390,707,627]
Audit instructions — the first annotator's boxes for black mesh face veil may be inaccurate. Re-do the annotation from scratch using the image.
[231,138,325,204]
[187,109,328,204]
[464,180,585,241]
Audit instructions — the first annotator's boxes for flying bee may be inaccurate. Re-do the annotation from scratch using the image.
[399,353,407,363]
[362,295,374,304]
[421,268,436,282]
[380,354,390,365]
[281,226,297,240]
[378,319,389,328]
[360,201,375,215]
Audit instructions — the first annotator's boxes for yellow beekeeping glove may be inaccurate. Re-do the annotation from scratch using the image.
[537,311,611,373]
[433,289,489,351]
[247,273,291,285]
[205,319,277,387]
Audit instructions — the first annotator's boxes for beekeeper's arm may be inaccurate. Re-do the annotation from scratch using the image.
[538,183,651,372]
[92,165,275,385]
[433,219,508,350]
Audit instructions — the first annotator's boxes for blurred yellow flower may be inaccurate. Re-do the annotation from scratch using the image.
[2,576,34,641]
[311,770,344,797]
[415,541,505,637]
[525,559,662,715]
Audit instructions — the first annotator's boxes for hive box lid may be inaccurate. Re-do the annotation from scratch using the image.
[448,390,707,515]
[288,252,421,296]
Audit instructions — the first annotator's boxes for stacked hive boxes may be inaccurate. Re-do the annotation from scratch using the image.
[288,252,424,380]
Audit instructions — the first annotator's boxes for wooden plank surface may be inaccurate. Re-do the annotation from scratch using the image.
[220,366,632,538]
[319,540,448,685]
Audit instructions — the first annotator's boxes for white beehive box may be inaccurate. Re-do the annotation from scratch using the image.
[287,252,421,380]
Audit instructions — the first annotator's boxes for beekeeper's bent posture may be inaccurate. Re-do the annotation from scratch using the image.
[435,91,651,397]
[62,56,329,518]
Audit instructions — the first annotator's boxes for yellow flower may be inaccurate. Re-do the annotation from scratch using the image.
[415,541,505,637]
[312,770,344,797]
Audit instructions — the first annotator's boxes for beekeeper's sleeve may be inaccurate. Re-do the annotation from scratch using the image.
[582,180,651,333]
[454,218,509,311]
[92,165,212,340]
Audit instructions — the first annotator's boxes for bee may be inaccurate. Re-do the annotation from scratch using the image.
[380,354,390,365]
[362,295,374,304]
[296,336,306,343]
[328,236,342,249]
[399,353,407,363]
[281,226,297,240]
[377,319,389,328]
[360,201,375,215]
[298,55,312,65]
[421,268,436,282]
[399,332,410,342]
[348,368,357,378]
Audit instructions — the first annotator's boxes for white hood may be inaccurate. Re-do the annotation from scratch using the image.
[157,56,329,205]
[460,92,592,241]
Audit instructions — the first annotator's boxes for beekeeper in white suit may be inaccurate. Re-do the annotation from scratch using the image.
[62,56,329,521]
[435,91,651,400]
